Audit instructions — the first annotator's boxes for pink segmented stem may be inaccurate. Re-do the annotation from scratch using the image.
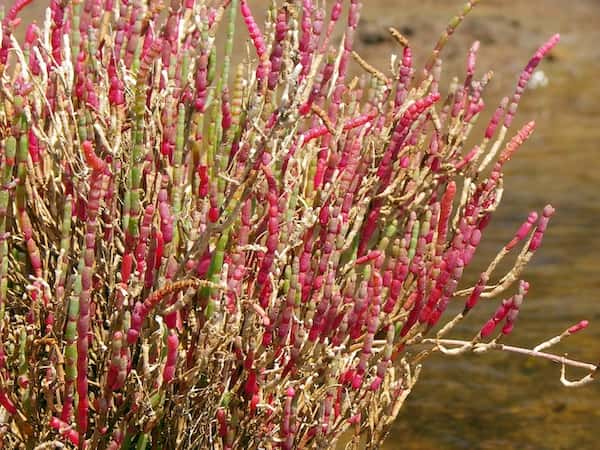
[437,181,456,246]
[498,121,536,166]
[352,272,382,389]
[502,280,529,335]
[481,281,529,338]
[134,204,154,282]
[5,0,34,23]
[528,204,555,252]
[355,250,382,266]
[428,258,464,327]
[76,147,108,440]
[154,257,176,330]
[76,304,90,438]
[480,301,510,338]
[256,166,279,309]
[377,93,441,185]
[267,8,288,90]
[24,22,38,45]
[337,0,360,82]
[281,386,296,449]
[193,47,209,112]
[162,331,179,384]
[464,272,489,312]
[505,34,560,128]
[82,140,107,172]
[298,1,316,78]
[25,126,40,163]
[221,89,232,132]
[309,253,338,342]
[567,320,589,335]
[301,111,377,146]
[394,46,413,110]
[347,280,368,340]
[454,145,479,171]
[109,72,125,106]
[399,268,426,337]
[505,211,538,251]
[371,325,394,391]
[158,185,174,244]
[485,97,508,140]
[240,0,269,88]
[106,331,125,391]
[383,246,409,314]
[319,0,343,54]
[49,416,79,446]
[127,279,202,344]
[49,0,65,65]
[465,40,480,88]
[461,227,481,266]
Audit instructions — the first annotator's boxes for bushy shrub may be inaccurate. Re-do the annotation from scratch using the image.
[0,0,595,448]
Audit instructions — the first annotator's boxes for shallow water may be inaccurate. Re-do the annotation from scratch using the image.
[3,0,600,448]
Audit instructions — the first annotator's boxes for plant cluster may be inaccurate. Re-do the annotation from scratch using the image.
[0,0,596,448]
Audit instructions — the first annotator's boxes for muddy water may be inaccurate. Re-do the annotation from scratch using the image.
[3,0,600,448]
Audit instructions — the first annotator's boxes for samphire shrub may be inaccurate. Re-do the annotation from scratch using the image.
[0,0,596,448]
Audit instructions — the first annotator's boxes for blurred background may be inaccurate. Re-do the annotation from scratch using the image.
[355,1,600,449]
[2,0,599,448]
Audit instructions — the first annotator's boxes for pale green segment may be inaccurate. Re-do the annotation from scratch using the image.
[0,137,16,320]
[408,220,420,261]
